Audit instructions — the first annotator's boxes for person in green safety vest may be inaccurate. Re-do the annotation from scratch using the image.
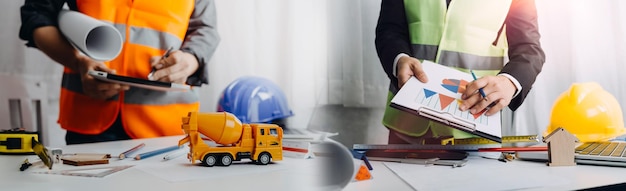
[375,0,545,144]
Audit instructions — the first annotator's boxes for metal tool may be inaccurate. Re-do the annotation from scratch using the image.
[31,137,53,170]
[353,143,501,151]
[368,156,468,168]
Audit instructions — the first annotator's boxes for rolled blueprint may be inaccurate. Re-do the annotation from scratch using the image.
[58,10,123,61]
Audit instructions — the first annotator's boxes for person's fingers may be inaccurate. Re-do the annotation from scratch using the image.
[469,92,496,115]
[485,100,506,116]
[163,71,188,84]
[93,64,115,73]
[459,75,517,117]
[149,56,160,67]
[410,61,428,83]
[100,89,121,99]
[397,73,410,89]
[120,84,130,91]
[459,93,482,112]
[96,82,123,91]
[153,58,189,83]
[397,57,428,88]
[462,77,490,100]
[466,91,510,116]
[79,80,125,100]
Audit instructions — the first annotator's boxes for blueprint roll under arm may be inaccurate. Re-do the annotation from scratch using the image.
[57,10,123,61]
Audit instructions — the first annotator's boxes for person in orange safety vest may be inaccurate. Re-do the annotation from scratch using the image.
[19,0,220,144]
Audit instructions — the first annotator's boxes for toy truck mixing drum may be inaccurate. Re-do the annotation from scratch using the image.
[178,112,283,166]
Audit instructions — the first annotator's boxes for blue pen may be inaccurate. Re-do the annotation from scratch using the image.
[470,70,488,101]
[134,145,180,160]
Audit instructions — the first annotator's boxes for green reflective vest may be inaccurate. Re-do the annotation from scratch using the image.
[383,0,512,138]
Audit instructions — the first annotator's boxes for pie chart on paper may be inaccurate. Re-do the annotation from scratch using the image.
[441,79,469,94]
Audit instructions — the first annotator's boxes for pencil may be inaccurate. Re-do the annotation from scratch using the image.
[134,145,180,160]
[118,143,145,159]
[478,146,548,152]
[163,145,187,161]
[470,70,488,101]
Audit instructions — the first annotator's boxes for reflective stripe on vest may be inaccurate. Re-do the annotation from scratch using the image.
[383,0,511,138]
[58,0,197,138]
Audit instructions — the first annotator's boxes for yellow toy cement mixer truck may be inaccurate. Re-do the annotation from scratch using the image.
[178,112,283,167]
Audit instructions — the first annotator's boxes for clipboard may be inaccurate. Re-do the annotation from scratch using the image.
[88,70,190,91]
[389,61,502,143]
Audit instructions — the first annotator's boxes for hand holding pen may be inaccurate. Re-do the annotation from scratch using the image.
[147,46,200,84]
[460,71,518,116]
[148,46,174,80]
[470,70,488,101]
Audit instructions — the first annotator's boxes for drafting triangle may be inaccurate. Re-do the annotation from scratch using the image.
[423,89,437,98]
[438,94,455,110]
[34,165,134,178]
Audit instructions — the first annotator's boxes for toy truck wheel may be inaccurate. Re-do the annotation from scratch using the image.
[220,154,233,166]
[203,154,217,167]
[257,152,271,165]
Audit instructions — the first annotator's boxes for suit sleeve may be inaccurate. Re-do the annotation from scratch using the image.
[499,0,545,111]
[375,0,412,90]
[181,0,220,86]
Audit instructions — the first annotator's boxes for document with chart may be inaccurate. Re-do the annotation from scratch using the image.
[390,61,502,142]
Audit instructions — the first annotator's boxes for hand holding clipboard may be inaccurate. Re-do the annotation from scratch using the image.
[89,71,190,91]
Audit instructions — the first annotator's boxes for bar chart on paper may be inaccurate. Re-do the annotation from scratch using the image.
[415,82,489,126]
[390,60,502,142]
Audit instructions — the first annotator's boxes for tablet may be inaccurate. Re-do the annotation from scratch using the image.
[88,70,190,91]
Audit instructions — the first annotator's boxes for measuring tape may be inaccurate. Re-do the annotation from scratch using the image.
[33,165,134,178]
[0,129,38,154]
[454,135,539,145]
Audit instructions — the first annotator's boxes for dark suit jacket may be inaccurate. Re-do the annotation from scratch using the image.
[375,0,545,111]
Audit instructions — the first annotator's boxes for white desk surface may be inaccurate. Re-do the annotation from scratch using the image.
[6,135,626,191]
[344,154,626,191]
[0,136,336,191]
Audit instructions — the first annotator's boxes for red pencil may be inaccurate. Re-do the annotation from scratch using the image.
[118,143,145,159]
[478,146,548,152]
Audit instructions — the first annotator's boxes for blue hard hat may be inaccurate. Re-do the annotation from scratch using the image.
[217,76,293,124]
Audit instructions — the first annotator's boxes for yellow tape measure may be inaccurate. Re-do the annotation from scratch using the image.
[454,135,539,145]
[0,129,38,154]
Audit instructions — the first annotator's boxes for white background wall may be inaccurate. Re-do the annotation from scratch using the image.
[2,0,626,146]
[0,0,330,146]
[327,0,626,138]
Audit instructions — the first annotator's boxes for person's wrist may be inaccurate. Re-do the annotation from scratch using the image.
[498,75,517,98]
[182,52,199,76]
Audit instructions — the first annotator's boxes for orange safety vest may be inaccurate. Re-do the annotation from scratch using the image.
[58,0,199,138]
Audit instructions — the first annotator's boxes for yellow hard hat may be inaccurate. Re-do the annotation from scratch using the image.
[545,82,626,142]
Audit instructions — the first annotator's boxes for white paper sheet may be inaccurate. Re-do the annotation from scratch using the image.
[134,155,302,182]
[383,156,570,191]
